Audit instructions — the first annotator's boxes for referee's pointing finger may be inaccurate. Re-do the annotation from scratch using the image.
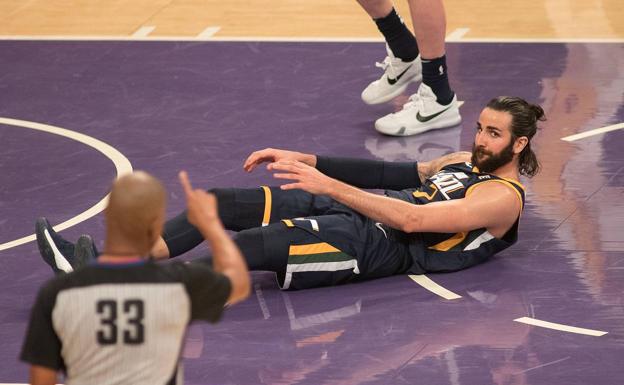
[179,171,193,196]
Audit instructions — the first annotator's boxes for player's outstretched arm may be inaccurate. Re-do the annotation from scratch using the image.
[179,171,250,305]
[249,148,469,190]
[270,161,520,236]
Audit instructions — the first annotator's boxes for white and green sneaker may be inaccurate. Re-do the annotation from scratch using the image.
[361,46,422,105]
[374,84,461,136]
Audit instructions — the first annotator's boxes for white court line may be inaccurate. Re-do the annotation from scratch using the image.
[514,356,570,374]
[561,122,624,142]
[409,275,462,300]
[446,28,470,41]
[132,26,156,38]
[1,35,624,43]
[0,118,133,251]
[197,26,221,38]
[514,317,608,336]
[0,35,383,42]
[456,37,624,43]
[254,283,271,320]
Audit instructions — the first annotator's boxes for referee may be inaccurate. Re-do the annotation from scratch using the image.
[20,171,250,385]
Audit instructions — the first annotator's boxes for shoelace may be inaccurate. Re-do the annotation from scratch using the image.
[375,56,392,70]
[402,86,435,111]
[375,56,403,77]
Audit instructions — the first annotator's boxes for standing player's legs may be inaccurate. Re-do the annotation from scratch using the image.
[406,0,456,107]
[152,187,335,259]
[360,0,461,136]
[407,0,446,69]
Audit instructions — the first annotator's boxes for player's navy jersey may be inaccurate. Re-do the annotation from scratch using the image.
[386,162,525,273]
[20,260,231,385]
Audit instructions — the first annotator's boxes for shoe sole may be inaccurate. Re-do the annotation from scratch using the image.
[35,217,73,274]
[375,113,462,137]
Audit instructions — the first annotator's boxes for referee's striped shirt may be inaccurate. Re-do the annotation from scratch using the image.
[20,260,231,385]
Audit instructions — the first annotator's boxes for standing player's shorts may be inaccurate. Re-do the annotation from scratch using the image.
[258,187,413,290]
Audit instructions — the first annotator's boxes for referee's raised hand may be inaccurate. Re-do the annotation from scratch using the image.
[179,171,220,231]
[179,170,250,304]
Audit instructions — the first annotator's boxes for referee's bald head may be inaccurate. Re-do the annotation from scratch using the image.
[105,171,167,256]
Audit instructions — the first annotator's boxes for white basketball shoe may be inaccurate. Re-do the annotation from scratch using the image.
[374,83,461,136]
[361,46,422,105]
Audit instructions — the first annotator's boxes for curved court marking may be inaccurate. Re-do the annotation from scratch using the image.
[408,274,462,300]
[561,122,624,142]
[514,317,608,336]
[0,117,133,252]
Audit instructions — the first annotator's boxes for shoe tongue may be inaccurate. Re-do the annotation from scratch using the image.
[385,44,395,58]
[418,84,436,99]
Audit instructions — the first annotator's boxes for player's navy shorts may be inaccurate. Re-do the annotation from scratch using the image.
[258,187,413,290]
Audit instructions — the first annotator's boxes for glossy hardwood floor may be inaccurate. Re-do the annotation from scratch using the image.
[1,0,622,39]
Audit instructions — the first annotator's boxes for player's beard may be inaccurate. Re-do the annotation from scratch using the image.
[471,138,515,173]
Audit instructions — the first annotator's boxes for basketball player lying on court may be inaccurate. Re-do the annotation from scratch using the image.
[36,96,543,291]
[23,172,249,385]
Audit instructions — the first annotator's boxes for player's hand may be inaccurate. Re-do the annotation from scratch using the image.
[268,160,334,195]
[179,171,220,229]
[243,148,316,173]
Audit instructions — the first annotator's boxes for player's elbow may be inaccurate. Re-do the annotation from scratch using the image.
[400,210,423,233]
[30,365,58,385]
[400,221,418,233]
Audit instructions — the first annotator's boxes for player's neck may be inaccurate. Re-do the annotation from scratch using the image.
[101,239,147,262]
[492,160,520,181]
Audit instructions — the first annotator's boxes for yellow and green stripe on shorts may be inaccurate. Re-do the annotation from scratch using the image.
[282,242,359,289]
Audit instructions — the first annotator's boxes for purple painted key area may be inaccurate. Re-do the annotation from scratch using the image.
[1,41,623,384]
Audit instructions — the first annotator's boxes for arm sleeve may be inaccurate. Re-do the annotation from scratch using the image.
[315,156,421,190]
[20,283,64,370]
[177,262,232,323]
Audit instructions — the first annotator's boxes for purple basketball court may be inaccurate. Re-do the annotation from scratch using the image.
[1,40,623,384]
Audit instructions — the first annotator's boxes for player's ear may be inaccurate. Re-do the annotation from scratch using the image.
[513,136,528,155]
[148,214,164,252]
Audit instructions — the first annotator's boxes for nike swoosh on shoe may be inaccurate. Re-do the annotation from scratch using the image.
[416,106,452,122]
[387,65,412,85]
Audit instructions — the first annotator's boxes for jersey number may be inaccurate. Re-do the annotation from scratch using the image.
[96,299,145,345]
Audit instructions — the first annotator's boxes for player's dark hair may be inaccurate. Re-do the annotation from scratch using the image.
[486,96,545,177]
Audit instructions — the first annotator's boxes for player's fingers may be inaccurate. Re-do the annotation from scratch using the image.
[245,152,273,172]
[280,182,300,190]
[272,172,299,180]
[268,161,295,172]
[243,153,259,170]
[245,157,265,172]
